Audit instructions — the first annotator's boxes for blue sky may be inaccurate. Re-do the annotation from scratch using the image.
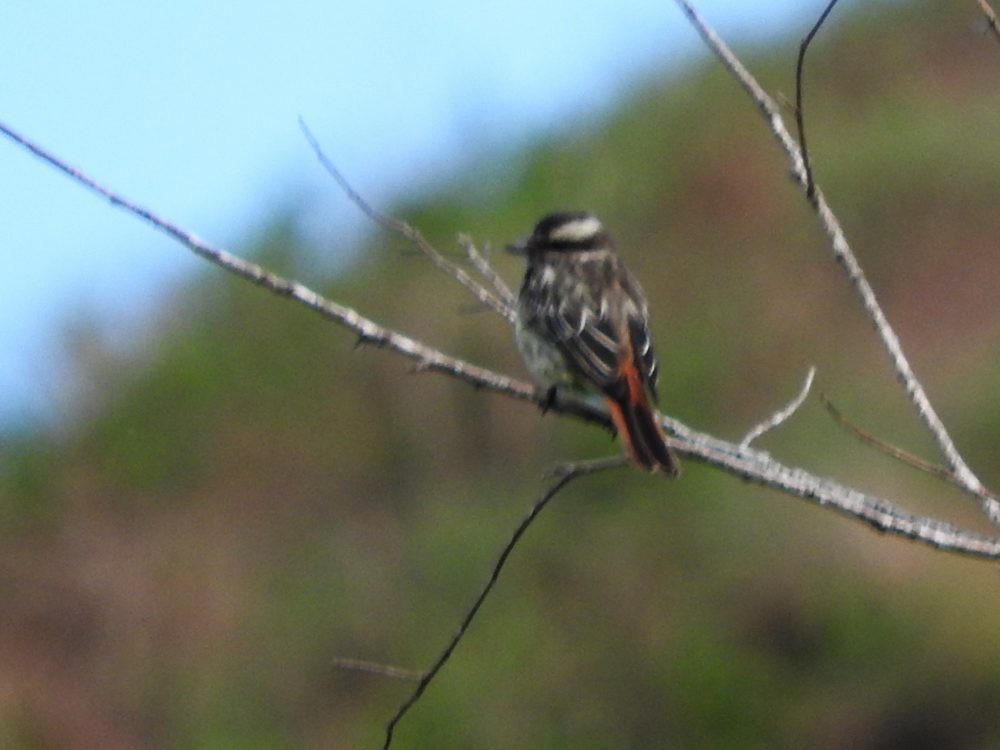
[1,0,835,430]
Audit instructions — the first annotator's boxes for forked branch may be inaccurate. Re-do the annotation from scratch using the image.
[2,119,999,561]
[821,395,1000,503]
[673,0,998,524]
[459,235,517,309]
[299,119,516,325]
[4,7,1000,748]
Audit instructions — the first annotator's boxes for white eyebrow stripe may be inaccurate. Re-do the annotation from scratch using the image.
[545,248,612,262]
[549,216,603,242]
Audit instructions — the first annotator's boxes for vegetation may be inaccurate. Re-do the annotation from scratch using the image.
[2,1,1000,747]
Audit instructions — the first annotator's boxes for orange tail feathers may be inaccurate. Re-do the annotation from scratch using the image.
[604,388,680,476]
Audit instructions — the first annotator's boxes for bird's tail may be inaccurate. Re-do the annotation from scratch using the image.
[605,365,680,476]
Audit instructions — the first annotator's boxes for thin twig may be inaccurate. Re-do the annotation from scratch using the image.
[459,234,516,309]
[819,395,1000,499]
[383,468,588,749]
[546,455,628,478]
[822,394,1000,511]
[298,119,516,325]
[331,657,423,682]
[740,366,816,449]
[673,0,998,525]
[3,120,1000,561]
[979,0,1000,42]
[795,0,841,201]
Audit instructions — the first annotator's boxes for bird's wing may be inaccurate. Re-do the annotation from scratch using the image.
[542,295,622,389]
[619,268,658,401]
[627,310,658,402]
[523,258,660,398]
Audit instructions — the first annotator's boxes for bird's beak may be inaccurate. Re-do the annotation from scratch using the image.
[506,236,529,256]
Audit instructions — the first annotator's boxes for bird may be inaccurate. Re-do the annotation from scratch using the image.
[509,211,680,476]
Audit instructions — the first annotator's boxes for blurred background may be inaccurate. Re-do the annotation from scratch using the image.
[3,0,1000,747]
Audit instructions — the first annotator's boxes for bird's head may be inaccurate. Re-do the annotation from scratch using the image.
[507,211,612,257]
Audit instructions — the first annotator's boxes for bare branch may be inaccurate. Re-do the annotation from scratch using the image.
[298,119,516,325]
[331,657,423,682]
[673,0,998,525]
[821,394,953,482]
[740,366,816,449]
[3,120,1000,563]
[979,0,1000,42]
[7,11,1000,744]
[459,234,517,309]
[3,118,999,557]
[671,425,1000,558]
[383,468,589,749]
[0,121,611,431]
[795,0,841,199]
[672,0,805,176]
[821,395,1000,512]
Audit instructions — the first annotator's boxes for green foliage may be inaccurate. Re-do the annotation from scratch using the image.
[0,435,62,531]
